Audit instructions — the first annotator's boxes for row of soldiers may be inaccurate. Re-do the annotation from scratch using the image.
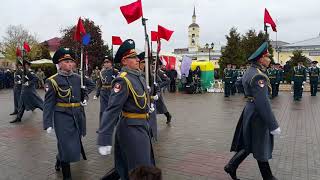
[9,60,44,123]
[268,60,320,100]
[224,60,320,101]
[9,40,171,179]
[223,63,247,97]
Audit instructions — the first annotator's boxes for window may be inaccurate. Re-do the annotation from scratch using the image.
[192,34,195,38]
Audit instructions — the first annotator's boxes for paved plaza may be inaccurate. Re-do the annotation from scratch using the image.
[0,89,320,180]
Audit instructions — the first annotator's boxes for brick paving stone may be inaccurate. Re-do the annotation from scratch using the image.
[1,89,320,179]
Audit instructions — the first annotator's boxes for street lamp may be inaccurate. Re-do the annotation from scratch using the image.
[205,42,214,60]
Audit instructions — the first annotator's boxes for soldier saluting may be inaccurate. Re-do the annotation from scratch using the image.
[224,42,280,180]
[43,48,95,180]
[97,39,156,180]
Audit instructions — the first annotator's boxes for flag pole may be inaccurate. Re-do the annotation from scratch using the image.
[80,45,84,88]
[111,44,114,62]
[142,17,151,106]
[153,39,160,86]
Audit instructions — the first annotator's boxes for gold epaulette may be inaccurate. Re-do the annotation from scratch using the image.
[119,72,127,78]
[48,73,58,80]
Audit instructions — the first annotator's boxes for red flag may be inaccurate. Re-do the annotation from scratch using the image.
[151,31,158,42]
[23,42,31,53]
[157,25,174,41]
[74,18,86,42]
[16,47,22,57]
[112,36,123,45]
[264,8,277,32]
[120,0,143,24]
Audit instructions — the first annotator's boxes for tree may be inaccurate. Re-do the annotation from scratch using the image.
[241,30,274,62]
[283,50,310,82]
[60,18,110,74]
[2,25,41,61]
[39,41,52,59]
[218,27,244,75]
[289,50,309,67]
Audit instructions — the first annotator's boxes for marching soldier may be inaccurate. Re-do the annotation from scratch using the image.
[267,62,278,98]
[10,60,44,123]
[97,39,156,180]
[156,66,172,124]
[223,63,233,97]
[292,61,307,101]
[275,63,283,97]
[308,61,320,96]
[95,56,119,124]
[43,48,95,180]
[231,64,238,95]
[10,60,23,115]
[225,42,280,180]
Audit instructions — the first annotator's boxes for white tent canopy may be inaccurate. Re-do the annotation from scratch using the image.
[31,59,53,64]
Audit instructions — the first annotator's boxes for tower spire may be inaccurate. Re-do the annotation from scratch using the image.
[193,6,196,17]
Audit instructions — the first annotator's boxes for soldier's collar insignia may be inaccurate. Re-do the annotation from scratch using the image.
[128,40,133,44]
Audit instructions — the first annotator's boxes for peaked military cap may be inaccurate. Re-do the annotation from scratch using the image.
[248,42,269,61]
[275,63,280,65]
[137,52,145,62]
[103,55,112,63]
[52,48,76,64]
[114,39,137,64]
[312,61,318,64]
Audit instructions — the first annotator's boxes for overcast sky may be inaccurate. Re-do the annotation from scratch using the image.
[0,0,319,52]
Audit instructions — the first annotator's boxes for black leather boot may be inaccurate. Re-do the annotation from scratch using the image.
[9,117,21,123]
[9,111,18,115]
[101,168,120,180]
[61,162,72,180]
[55,157,61,171]
[257,161,277,180]
[224,149,249,180]
[164,112,172,124]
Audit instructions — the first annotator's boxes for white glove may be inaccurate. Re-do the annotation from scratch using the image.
[270,127,281,135]
[46,127,53,134]
[98,146,112,155]
[93,95,98,100]
[230,82,232,84]
[149,103,155,113]
[147,86,151,92]
[303,81,306,84]
[24,82,29,86]
[153,95,159,101]
[291,81,294,84]
[153,82,158,86]
[17,80,21,84]
[80,99,88,106]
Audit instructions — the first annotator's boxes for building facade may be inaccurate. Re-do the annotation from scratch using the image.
[272,35,320,65]
[173,7,221,69]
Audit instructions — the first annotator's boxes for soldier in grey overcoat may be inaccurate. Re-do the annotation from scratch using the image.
[97,39,156,180]
[10,60,23,115]
[224,42,280,180]
[10,60,44,123]
[43,48,95,180]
